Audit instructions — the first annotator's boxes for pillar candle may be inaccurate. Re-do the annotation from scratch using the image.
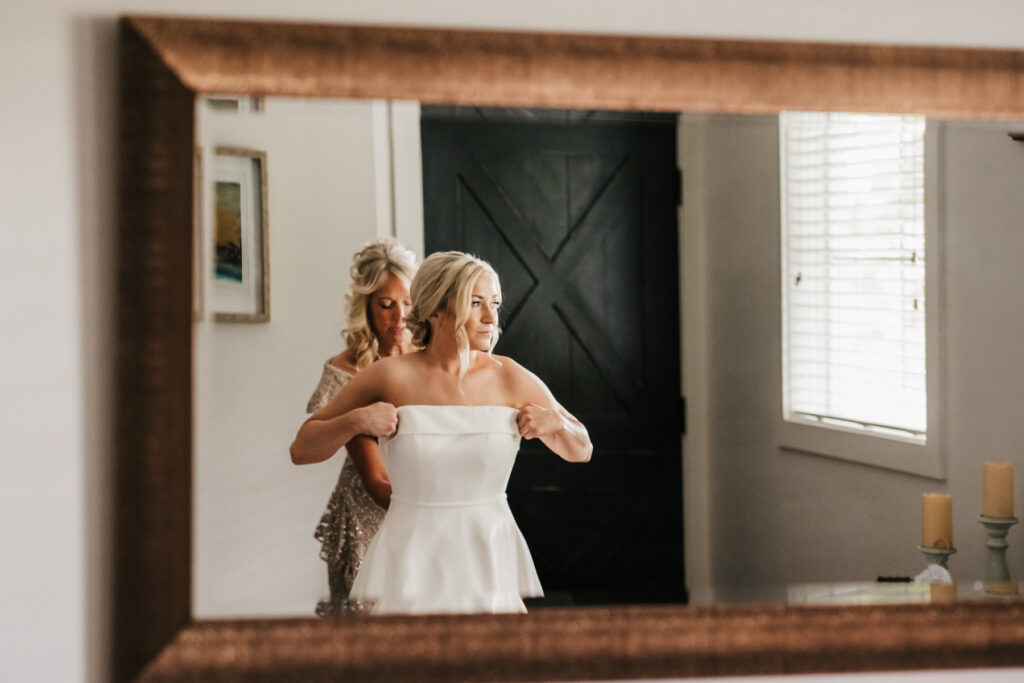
[929,582,958,603]
[982,461,1014,518]
[922,493,953,549]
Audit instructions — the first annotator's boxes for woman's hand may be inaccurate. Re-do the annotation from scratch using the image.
[517,403,563,440]
[516,400,592,463]
[355,402,399,438]
[291,359,398,465]
[291,394,397,465]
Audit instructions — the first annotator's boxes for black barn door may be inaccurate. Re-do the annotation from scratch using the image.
[421,107,685,605]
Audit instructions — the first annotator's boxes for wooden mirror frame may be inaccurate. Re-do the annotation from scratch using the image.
[118,15,1024,682]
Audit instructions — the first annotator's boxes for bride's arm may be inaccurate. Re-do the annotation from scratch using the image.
[518,401,592,463]
[506,360,592,463]
[290,363,397,465]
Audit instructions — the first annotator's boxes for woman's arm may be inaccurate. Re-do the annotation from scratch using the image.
[517,402,592,462]
[290,362,396,465]
[346,435,392,509]
[290,402,397,465]
[507,359,592,463]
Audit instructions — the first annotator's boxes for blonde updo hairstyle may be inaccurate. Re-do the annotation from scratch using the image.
[343,238,418,371]
[406,251,501,380]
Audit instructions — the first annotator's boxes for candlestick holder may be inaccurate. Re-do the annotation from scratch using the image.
[918,544,956,570]
[977,515,1018,582]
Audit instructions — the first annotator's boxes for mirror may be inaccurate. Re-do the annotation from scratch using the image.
[193,94,1024,619]
[117,15,1024,681]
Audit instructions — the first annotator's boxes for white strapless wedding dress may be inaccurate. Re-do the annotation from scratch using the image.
[348,405,543,614]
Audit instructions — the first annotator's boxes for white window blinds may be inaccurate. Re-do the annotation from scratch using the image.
[780,111,927,440]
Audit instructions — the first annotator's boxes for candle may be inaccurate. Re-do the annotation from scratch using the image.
[922,493,953,549]
[982,461,1014,518]
[983,579,1020,597]
[929,582,958,603]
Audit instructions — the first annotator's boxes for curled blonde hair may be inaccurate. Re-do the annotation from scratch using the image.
[406,251,502,380]
[343,238,418,371]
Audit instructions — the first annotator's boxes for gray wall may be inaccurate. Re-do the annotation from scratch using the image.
[683,115,1024,596]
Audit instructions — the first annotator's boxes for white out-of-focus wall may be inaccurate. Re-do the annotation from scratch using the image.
[193,97,391,617]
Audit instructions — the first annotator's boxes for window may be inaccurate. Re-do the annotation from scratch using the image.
[778,111,944,478]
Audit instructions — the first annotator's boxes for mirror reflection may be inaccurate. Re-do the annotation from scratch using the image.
[193,95,1024,618]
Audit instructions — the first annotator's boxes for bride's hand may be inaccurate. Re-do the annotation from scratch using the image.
[516,403,562,439]
[356,402,399,438]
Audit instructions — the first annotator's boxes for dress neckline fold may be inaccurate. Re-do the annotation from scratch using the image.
[389,405,521,437]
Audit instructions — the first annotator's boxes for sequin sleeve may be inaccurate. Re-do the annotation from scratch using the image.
[306,360,354,414]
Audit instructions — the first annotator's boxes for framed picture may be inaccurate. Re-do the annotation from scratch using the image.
[211,147,269,322]
[205,95,265,113]
[192,146,204,321]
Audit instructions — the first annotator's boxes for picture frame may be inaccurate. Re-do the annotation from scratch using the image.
[116,15,1024,683]
[211,146,269,322]
[192,146,204,321]
[204,95,266,114]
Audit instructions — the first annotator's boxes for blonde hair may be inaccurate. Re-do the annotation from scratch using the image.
[343,238,418,371]
[407,251,501,380]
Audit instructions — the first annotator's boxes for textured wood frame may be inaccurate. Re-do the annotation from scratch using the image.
[118,15,1024,683]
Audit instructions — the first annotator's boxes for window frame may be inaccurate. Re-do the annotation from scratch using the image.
[777,118,946,480]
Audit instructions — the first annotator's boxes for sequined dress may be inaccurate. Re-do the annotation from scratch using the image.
[349,405,543,614]
[307,360,386,616]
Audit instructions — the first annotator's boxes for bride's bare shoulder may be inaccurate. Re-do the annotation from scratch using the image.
[488,354,517,369]
[490,354,557,406]
[348,352,424,401]
[375,350,428,377]
[492,354,529,371]
[489,354,538,386]
[351,353,405,382]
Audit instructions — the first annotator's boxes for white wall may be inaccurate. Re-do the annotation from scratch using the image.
[682,114,1024,596]
[193,97,386,616]
[192,97,424,618]
[7,1,1024,681]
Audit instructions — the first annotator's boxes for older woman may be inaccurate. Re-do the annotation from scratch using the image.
[289,237,417,616]
[294,251,591,614]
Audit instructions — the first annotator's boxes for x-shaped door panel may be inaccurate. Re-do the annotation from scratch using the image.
[456,151,647,411]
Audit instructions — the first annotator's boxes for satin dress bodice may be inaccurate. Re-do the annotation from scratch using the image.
[348,405,543,614]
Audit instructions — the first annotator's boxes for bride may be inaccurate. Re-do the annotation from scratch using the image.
[292,250,592,614]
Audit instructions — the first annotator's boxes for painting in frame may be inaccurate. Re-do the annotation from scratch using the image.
[211,146,269,322]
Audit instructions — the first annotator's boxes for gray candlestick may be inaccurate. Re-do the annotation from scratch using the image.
[977,515,1018,582]
[918,544,956,570]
